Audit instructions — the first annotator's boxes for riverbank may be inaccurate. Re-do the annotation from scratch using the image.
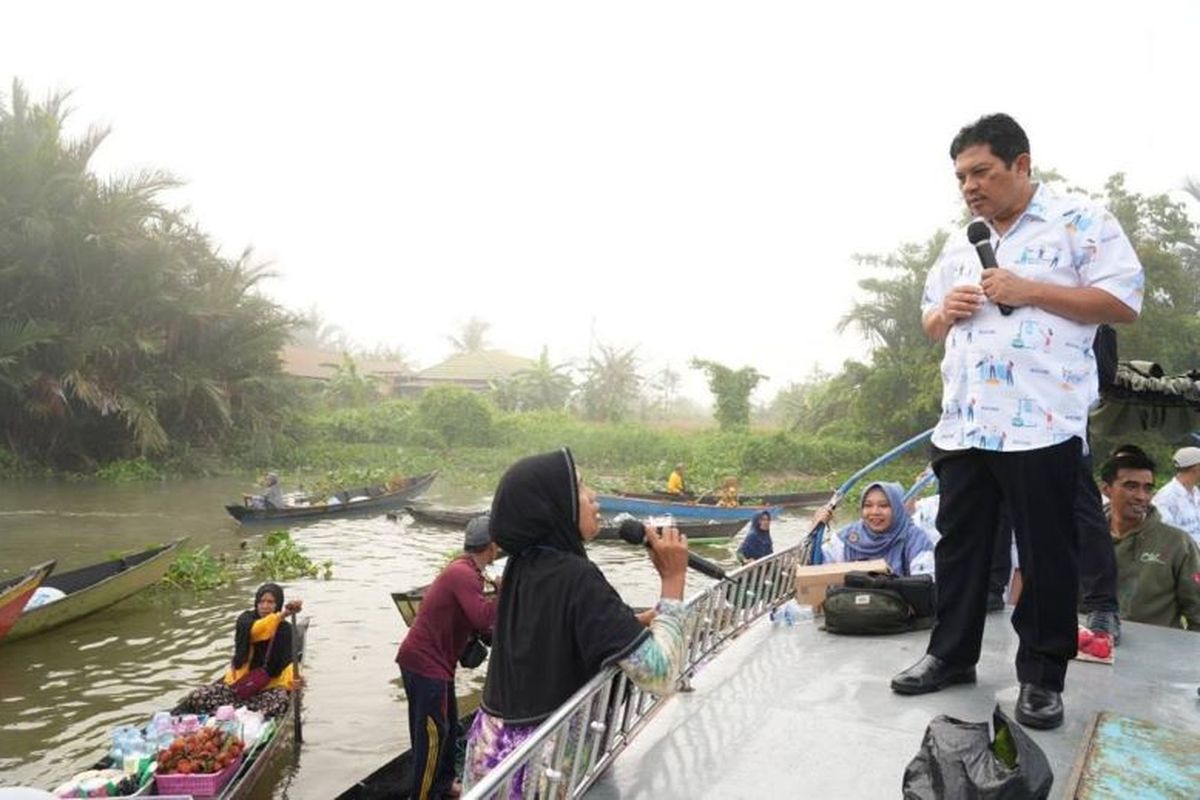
[0,408,934,498]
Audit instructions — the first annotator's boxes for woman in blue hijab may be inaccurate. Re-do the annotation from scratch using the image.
[815,482,934,576]
[737,511,773,564]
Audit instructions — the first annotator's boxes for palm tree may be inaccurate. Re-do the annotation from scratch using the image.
[579,344,641,422]
[447,317,491,354]
[513,346,574,410]
[0,80,297,465]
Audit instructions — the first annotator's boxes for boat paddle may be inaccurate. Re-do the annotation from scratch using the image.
[291,610,303,747]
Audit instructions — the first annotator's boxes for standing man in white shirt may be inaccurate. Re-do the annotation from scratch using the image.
[890,113,1144,730]
[1152,447,1200,547]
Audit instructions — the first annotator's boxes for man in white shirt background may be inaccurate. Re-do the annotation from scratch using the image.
[1152,446,1200,547]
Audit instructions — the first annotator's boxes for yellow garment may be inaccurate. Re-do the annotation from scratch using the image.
[223,610,296,691]
[667,471,685,494]
[716,486,739,508]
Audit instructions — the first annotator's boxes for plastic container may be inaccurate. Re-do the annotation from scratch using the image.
[154,755,242,797]
[770,599,814,626]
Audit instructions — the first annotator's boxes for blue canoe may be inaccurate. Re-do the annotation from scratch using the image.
[597,494,778,521]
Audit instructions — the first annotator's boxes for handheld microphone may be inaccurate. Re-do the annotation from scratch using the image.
[966,220,1014,316]
[616,518,728,581]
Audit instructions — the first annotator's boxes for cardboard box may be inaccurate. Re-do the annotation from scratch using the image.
[794,559,890,613]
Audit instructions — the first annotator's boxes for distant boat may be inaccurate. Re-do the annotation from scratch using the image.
[614,489,829,509]
[597,493,777,521]
[0,561,55,642]
[404,503,747,543]
[226,471,437,523]
[3,540,186,643]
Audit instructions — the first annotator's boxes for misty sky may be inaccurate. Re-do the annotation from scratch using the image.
[4,1,1198,405]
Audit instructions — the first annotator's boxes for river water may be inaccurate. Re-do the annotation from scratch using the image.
[0,477,815,797]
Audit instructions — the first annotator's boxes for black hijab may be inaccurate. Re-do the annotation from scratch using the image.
[232,582,292,677]
[482,448,647,725]
[489,448,582,558]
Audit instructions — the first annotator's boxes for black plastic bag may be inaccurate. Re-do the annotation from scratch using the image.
[902,705,1053,799]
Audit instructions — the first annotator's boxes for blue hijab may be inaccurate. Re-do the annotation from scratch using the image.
[836,481,931,576]
[738,511,773,561]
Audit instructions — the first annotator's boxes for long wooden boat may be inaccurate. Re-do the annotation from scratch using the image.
[614,488,829,509]
[0,561,55,641]
[4,540,186,644]
[597,493,777,521]
[405,504,746,543]
[334,710,477,800]
[404,503,484,527]
[60,618,310,799]
[226,471,438,523]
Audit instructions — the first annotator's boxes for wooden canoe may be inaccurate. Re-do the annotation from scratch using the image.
[404,504,483,527]
[226,471,438,523]
[597,493,777,521]
[614,488,829,509]
[65,618,310,799]
[3,539,186,644]
[405,505,746,544]
[0,561,55,642]
[334,710,478,800]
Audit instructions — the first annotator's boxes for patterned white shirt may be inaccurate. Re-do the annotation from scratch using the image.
[922,184,1144,452]
[1152,477,1200,547]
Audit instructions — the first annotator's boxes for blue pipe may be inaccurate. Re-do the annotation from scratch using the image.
[903,466,938,502]
[807,427,935,565]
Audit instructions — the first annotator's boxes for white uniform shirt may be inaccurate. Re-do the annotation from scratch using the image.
[922,184,1144,453]
[1152,477,1200,546]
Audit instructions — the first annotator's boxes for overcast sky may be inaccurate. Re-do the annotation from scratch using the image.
[4,1,1198,405]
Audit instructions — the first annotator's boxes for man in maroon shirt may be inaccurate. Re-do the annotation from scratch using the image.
[397,515,499,799]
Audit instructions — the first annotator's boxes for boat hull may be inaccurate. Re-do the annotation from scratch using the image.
[0,561,55,642]
[597,494,777,521]
[615,489,828,509]
[5,540,185,643]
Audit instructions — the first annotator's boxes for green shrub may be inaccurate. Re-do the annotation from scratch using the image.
[94,457,163,482]
[416,388,494,447]
[161,546,238,590]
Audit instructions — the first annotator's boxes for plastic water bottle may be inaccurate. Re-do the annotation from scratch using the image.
[771,599,814,627]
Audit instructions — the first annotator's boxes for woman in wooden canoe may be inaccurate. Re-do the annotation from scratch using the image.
[174,583,302,719]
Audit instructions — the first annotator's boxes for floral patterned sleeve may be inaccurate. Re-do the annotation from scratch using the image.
[616,598,687,695]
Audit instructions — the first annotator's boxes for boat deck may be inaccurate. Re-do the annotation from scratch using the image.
[588,613,1200,799]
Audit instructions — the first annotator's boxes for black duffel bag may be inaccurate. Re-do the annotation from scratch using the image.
[823,571,936,636]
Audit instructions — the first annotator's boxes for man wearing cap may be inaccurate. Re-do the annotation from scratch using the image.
[397,516,500,799]
[1152,447,1200,547]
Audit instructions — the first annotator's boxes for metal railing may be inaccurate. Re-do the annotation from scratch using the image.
[463,542,805,799]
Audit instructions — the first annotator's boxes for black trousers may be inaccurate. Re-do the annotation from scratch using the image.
[401,668,459,800]
[988,453,1117,613]
[930,438,1081,692]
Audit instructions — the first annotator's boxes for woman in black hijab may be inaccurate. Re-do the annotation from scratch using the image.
[224,582,303,693]
[462,448,690,796]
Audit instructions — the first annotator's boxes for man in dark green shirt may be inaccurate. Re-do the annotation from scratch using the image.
[1100,452,1200,631]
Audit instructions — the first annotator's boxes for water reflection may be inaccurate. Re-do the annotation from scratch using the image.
[0,478,813,797]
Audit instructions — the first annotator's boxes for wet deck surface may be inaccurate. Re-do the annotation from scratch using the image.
[588,613,1200,799]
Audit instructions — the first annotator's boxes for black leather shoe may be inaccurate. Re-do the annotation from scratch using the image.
[890,655,977,695]
[1015,683,1063,729]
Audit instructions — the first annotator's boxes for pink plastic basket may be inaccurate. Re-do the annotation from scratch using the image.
[154,755,242,797]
